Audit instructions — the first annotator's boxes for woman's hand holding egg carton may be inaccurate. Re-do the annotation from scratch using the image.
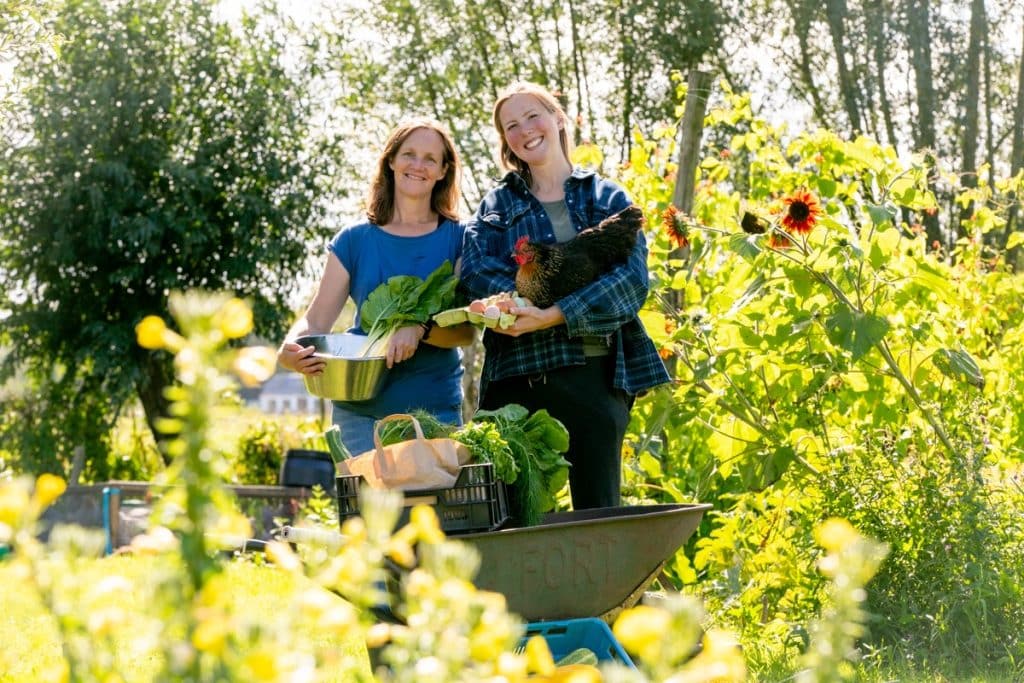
[432,292,527,329]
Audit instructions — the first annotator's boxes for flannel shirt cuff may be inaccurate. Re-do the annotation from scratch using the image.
[556,293,590,337]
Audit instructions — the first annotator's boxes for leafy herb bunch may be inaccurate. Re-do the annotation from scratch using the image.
[359,260,460,355]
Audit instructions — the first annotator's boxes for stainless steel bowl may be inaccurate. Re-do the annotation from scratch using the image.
[296,333,388,402]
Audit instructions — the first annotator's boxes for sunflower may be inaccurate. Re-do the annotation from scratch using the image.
[769,231,793,249]
[661,205,690,249]
[740,211,767,235]
[780,188,822,235]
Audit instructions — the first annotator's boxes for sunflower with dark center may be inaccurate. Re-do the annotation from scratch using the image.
[781,188,822,235]
[741,211,767,234]
[661,205,690,249]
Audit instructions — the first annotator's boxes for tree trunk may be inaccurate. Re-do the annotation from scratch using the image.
[786,0,833,128]
[617,3,636,160]
[867,0,898,148]
[823,0,863,135]
[983,26,995,177]
[136,354,175,465]
[1005,24,1024,260]
[568,0,585,145]
[492,2,523,81]
[525,2,552,87]
[958,0,985,237]
[906,0,941,246]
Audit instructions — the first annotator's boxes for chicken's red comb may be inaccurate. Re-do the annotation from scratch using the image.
[512,235,531,264]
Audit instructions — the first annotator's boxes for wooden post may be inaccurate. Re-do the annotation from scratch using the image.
[664,70,713,378]
[672,69,714,218]
[69,445,85,485]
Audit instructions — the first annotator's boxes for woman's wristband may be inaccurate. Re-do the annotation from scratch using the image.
[419,319,435,341]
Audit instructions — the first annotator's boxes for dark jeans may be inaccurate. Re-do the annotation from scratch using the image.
[480,356,633,510]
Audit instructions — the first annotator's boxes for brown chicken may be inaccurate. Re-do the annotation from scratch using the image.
[512,205,643,308]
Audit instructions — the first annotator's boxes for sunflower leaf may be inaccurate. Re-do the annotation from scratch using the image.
[825,304,889,362]
[727,233,763,262]
[932,348,985,389]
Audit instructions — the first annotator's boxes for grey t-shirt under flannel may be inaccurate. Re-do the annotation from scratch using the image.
[541,199,610,357]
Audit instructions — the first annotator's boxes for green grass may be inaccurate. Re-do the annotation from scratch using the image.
[0,554,369,681]
[854,666,1022,683]
[754,654,1021,682]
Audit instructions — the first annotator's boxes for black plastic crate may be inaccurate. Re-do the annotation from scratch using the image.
[336,462,509,535]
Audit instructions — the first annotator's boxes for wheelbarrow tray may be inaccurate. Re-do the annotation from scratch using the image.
[459,503,711,622]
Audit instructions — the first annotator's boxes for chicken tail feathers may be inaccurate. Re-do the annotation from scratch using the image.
[574,204,643,263]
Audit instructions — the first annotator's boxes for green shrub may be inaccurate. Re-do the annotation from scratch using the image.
[820,403,1024,666]
[232,416,332,486]
[233,420,284,486]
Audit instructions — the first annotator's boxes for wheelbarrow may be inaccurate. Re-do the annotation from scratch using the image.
[284,494,710,670]
[283,500,709,624]
[460,503,711,622]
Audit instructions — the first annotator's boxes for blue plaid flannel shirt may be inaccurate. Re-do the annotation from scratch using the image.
[460,168,670,395]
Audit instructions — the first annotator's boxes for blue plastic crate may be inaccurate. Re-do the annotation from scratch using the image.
[520,617,635,669]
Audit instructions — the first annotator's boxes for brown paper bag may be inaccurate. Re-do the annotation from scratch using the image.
[337,414,472,490]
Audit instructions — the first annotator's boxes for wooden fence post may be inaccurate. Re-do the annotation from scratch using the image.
[69,445,85,485]
[672,69,714,226]
[664,70,713,377]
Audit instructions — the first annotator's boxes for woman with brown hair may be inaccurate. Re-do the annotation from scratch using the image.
[278,119,474,455]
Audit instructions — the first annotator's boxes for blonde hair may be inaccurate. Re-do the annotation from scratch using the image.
[366,118,462,225]
[492,82,573,186]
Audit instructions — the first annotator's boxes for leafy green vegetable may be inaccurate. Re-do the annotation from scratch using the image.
[451,421,518,483]
[376,411,455,447]
[467,404,570,527]
[359,260,459,355]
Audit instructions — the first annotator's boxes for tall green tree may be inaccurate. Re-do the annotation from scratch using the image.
[318,0,726,197]
[0,0,334,475]
[0,1,63,143]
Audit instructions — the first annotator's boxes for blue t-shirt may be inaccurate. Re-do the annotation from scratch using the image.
[329,219,465,420]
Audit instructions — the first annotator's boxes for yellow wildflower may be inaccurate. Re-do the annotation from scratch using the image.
[242,649,279,681]
[218,297,253,339]
[674,628,746,682]
[135,315,168,349]
[266,540,302,572]
[233,346,277,387]
[524,635,555,675]
[33,474,67,509]
[0,480,30,531]
[410,504,445,544]
[550,663,602,682]
[191,615,230,654]
[87,607,127,637]
[386,537,416,568]
[815,518,860,553]
[366,623,391,649]
[496,651,528,679]
[340,515,367,543]
[613,604,672,662]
